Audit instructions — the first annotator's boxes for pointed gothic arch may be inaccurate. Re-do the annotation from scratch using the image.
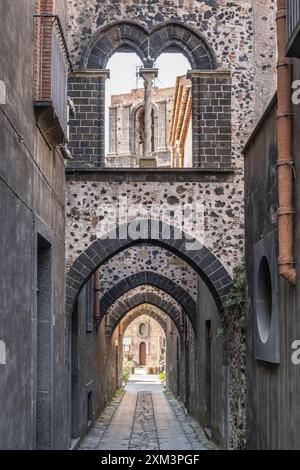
[122,305,170,336]
[66,219,233,319]
[81,21,217,70]
[100,271,196,326]
[106,289,182,337]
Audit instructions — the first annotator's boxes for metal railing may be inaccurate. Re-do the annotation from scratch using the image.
[34,14,73,136]
[51,27,68,135]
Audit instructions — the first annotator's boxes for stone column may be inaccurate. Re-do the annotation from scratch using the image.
[139,68,158,168]
[108,106,117,155]
[157,101,167,149]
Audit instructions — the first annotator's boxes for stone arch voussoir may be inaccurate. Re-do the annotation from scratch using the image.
[106,290,182,337]
[100,271,196,328]
[81,21,216,70]
[66,219,233,319]
[122,307,168,336]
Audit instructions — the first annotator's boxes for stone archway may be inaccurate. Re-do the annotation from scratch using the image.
[66,219,233,319]
[122,305,169,336]
[100,271,196,326]
[106,288,182,337]
[81,21,217,70]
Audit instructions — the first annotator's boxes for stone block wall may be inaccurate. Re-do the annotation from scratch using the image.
[68,73,106,168]
[106,285,183,337]
[71,278,123,442]
[0,0,68,450]
[63,0,278,449]
[66,0,277,170]
[107,86,174,168]
[191,72,232,168]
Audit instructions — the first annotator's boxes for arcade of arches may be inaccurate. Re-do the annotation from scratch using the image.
[65,0,274,451]
[1,0,284,452]
[64,6,249,447]
[66,5,243,447]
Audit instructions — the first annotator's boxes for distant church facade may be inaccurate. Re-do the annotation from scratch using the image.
[107,86,174,168]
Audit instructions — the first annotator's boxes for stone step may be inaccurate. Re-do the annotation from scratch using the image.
[133,367,148,375]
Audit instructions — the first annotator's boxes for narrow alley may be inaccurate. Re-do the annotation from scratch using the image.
[3,0,300,454]
[80,371,212,451]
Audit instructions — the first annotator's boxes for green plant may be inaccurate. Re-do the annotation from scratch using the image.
[123,370,130,384]
[159,371,166,383]
[221,264,246,338]
[221,263,247,450]
[114,388,125,399]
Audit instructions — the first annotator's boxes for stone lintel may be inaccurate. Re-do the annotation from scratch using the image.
[66,167,235,183]
[187,69,230,79]
[70,69,111,79]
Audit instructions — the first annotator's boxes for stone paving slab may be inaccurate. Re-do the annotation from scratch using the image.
[129,391,159,450]
[79,375,214,451]
[97,392,136,450]
[79,391,128,450]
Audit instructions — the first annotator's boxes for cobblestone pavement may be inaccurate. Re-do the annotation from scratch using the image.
[79,374,214,451]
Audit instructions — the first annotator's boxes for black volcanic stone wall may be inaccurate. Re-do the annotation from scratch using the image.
[68,75,106,168]
[192,74,232,168]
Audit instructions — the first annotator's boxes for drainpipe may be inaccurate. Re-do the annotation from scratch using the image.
[276,0,296,285]
[94,269,101,321]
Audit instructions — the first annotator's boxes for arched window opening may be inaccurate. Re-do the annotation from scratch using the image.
[68,23,233,171]
[154,53,191,168]
[105,52,143,168]
[105,51,192,169]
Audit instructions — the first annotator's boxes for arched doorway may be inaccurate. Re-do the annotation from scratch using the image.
[139,342,146,366]
[100,270,197,327]
[65,220,233,447]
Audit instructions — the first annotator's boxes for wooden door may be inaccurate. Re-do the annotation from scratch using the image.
[139,342,146,366]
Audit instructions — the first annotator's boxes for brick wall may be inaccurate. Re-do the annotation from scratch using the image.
[68,73,106,168]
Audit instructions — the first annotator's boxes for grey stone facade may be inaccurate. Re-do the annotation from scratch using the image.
[64,0,277,449]
[0,0,67,450]
[122,312,166,370]
[0,0,286,452]
[244,69,300,448]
